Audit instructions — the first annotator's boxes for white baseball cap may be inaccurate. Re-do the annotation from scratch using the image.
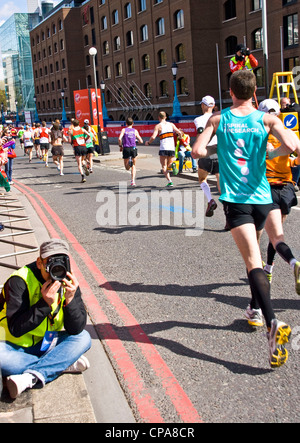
[84,119,90,124]
[258,99,280,115]
[200,96,215,107]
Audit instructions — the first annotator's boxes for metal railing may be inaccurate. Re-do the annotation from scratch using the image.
[0,195,39,290]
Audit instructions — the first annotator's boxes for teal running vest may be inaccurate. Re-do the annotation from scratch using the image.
[216,108,272,204]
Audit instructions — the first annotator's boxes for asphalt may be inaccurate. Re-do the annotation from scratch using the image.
[0,149,198,424]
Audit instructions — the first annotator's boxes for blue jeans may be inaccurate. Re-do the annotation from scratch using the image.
[178,150,197,171]
[0,330,91,386]
[5,157,13,182]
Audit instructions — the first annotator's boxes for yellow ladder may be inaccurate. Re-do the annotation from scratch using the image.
[269,71,299,104]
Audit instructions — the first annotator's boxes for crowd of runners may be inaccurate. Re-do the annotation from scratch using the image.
[1,64,300,374]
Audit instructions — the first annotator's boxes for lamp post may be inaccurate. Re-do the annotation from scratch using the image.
[262,0,269,97]
[100,80,109,125]
[15,100,20,127]
[61,89,67,127]
[89,47,101,135]
[33,95,40,123]
[171,61,182,121]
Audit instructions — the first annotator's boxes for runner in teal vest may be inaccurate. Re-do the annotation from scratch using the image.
[192,70,300,369]
[216,107,272,204]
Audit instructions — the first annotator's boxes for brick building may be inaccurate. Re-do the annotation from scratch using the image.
[30,0,299,123]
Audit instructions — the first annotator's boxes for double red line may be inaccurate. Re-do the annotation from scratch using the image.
[14,179,203,424]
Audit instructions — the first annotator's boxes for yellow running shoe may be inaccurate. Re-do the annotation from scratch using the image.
[268,319,291,369]
[245,305,264,327]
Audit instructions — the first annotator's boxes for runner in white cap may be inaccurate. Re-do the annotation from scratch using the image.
[194,96,220,217]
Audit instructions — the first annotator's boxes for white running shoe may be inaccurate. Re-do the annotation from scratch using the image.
[63,355,90,374]
[245,305,263,327]
[6,373,37,399]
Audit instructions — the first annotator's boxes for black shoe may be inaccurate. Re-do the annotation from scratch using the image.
[205,199,217,217]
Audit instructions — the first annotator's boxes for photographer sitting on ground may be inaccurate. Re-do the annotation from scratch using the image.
[0,238,91,399]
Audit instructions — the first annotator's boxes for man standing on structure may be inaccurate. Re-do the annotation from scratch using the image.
[230,44,258,73]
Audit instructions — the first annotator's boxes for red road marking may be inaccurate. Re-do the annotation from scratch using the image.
[14,179,203,423]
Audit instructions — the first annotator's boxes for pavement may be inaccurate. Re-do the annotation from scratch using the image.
[0,148,199,424]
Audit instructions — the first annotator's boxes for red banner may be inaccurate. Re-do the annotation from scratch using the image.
[73,89,104,130]
[105,122,197,138]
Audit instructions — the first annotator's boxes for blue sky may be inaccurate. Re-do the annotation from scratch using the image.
[0,1,28,26]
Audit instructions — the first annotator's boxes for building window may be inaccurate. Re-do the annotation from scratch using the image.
[139,0,146,12]
[284,13,299,47]
[114,36,121,51]
[101,16,107,30]
[126,30,134,46]
[176,44,185,62]
[128,58,135,73]
[142,54,150,70]
[144,83,152,98]
[159,80,168,97]
[112,10,119,25]
[284,56,300,71]
[156,18,165,36]
[174,10,184,29]
[103,41,109,55]
[253,28,263,49]
[251,0,262,11]
[105,65,111,79]
[116,62,123,76]
[178,77,188,95]
[226,35,237,55]
[140,25,148,41]
[158,49,167,66]
[125,3,132,19]
[224,0,236,21]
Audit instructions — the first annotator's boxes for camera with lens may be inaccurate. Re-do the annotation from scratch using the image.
[46,254,71,282]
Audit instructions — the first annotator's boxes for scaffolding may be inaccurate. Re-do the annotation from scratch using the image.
[107,80,155,121]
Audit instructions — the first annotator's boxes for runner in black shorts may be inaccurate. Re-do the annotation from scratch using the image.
[258,99,300,295]
[119,117,143,187]
[192,71,300,369]
[194,96,220,217]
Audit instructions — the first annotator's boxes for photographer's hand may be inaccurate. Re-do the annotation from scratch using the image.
[62,272,79,306]
[41,279,61,307]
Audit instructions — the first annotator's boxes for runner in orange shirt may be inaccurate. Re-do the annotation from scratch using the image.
[258,99,300,297]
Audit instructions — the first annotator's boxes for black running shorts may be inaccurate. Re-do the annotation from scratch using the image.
[51,146,64,157]
[222,201,273,231]
[159,150,175,157]
[74,146,88,157]
[270,183,298,215]
[198,158,219,175]
[123,147,138,159]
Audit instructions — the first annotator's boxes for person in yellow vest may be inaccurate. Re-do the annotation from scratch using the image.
[230,44,258,73]
[175,130,197,173]
[0,239,91,399]
[258,99,300,295]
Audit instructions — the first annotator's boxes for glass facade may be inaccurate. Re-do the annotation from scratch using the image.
[0,13,40,112]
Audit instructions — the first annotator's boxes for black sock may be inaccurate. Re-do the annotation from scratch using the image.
[267,242,276,266]
[248,268,275,328]
[275,242,295,265]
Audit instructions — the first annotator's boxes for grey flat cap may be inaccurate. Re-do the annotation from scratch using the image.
[40,238,69,259]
